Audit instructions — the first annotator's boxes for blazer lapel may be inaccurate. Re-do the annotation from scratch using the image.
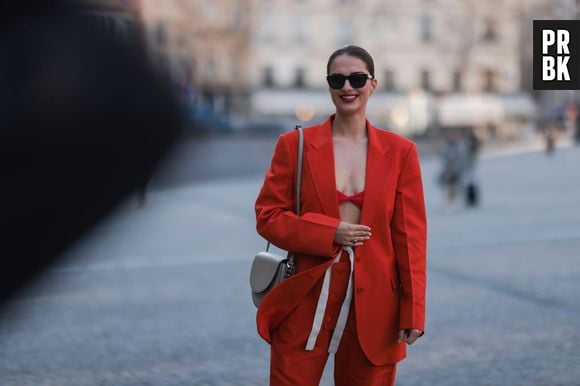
[360,120,393,227]
[305,117,341,219]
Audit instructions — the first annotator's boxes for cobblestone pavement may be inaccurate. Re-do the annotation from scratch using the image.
[0,142,578,385]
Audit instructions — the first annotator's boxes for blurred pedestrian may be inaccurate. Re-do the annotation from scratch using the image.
[255,45,427,386]
[543,123,558,156]
[464,128,481,208]
[438,129,468,211]
[574,105,580,147]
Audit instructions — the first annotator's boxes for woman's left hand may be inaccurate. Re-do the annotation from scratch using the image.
[398,329,423,345]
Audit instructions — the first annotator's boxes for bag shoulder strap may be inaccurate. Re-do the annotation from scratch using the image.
[295,124,303,215]
[266,125,303,253]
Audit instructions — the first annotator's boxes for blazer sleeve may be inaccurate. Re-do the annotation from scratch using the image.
[255,134,340,257]
[391,142,427,332]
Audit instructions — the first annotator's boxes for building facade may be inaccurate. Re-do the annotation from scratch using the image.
[139,0,566,137]
[140,0,252,124]
[249,0,536,137]
[519,0,580,120]
[253,0,521,94]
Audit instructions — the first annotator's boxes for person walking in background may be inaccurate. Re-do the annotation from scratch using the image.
[574,104,580,146]
[438,129,468,211]
[254,45,427,386]
[464,128,481,208]
[543,122,558,156]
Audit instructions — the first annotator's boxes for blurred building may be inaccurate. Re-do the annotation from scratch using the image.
[140,0,252,127]
[251,0,538,138]
[520,0,580,130]
[137,0,580,138]
[254,1,522,93]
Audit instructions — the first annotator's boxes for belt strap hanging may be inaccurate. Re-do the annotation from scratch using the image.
[305,246,355,353]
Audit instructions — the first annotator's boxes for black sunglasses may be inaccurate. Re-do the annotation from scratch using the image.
[326,73,373,89]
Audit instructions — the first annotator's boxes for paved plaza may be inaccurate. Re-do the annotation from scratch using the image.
[0,138,579,385]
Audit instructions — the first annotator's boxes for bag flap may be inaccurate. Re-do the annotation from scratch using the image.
[250,251,286,293]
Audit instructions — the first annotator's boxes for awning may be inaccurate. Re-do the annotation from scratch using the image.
[437,94,536,127]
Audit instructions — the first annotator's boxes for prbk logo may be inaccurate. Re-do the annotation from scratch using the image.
[534,20,580,90]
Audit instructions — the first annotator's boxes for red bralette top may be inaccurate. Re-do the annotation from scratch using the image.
[337,190,365,209]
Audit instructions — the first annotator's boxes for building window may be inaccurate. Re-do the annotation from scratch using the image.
[483,69,496,92]
[421,69,431,91]
[205,58,217,83]
[453,70,462,92]
[384,69,395,91]
[420,15,432,43]
[231,6,245,30]
[202,3,218,22]
[294,16,308,44]
[294,68,306,88]
[263,67,275,87]
[482,18,498,42]
[336,19,353,46]
[260,16,275,43]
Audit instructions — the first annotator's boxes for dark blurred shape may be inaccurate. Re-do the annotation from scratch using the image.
[464,129,481,208]
[543,123,558,156]
[0,1,183,307]
[184,101,236,133]
[572,103,580,147]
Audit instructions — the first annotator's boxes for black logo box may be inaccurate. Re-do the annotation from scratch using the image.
[533,20,580,90]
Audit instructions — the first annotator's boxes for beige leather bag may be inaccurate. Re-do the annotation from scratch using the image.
[250,125,303,307]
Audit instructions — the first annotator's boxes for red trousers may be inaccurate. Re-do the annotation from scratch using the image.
[270,256,397,386]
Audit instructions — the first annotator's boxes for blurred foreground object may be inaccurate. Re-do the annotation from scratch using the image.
[0,2,183,306]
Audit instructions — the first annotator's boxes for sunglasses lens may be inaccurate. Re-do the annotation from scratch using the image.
[349,74,368,88]
[327,75,345,89]
[327,74,370,89]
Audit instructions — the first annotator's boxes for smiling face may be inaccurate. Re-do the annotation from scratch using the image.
[327,54,377,116]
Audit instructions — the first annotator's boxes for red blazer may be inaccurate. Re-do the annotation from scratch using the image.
[255,116,427,365]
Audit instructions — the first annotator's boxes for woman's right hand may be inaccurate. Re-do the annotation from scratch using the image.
[334,222,372,247]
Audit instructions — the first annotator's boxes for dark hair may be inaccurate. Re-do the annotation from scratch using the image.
[326,45,375,77]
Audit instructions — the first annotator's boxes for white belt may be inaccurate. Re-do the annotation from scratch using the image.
[305,246,354,353]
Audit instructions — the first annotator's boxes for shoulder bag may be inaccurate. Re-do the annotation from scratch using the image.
[250,125,303,307]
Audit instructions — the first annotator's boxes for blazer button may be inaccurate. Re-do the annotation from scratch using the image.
[326,315,332,322]
[356,287,364,294]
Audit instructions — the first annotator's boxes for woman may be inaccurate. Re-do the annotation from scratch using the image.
[255,45,427,386]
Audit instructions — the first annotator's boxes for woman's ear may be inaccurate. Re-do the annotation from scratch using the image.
[370,78,378,95]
